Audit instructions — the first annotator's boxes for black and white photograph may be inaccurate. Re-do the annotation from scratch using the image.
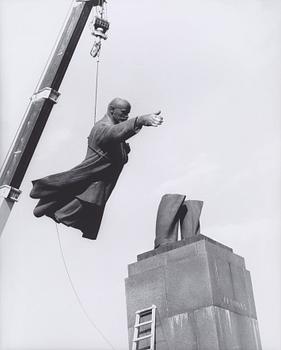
[0,0,280,349]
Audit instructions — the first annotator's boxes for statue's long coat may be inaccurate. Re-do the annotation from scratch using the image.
[30,115,140,239]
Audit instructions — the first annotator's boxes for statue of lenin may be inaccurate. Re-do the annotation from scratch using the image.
[30,98,163,239]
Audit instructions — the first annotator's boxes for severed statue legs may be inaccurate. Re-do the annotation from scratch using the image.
[154,194,203,249]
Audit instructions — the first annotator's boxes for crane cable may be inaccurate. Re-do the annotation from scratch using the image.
[55,223,116,350]
[93,51,101,124]
[91,1,109,123]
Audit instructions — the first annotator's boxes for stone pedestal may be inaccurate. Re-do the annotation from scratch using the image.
[125,235,262,350]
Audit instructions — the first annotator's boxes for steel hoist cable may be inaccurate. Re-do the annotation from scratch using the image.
[90,1,109,123]
[93,51,101,124]
[55,223,116,350]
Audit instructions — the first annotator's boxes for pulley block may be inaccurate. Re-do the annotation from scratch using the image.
[91,16,110,40]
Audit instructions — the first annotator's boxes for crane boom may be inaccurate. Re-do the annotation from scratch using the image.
[0,0,105,234]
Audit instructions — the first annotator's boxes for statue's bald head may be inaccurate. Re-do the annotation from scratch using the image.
[107,97,131,123]
[108,98,131,111]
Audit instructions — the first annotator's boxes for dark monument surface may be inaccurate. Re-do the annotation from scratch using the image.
[154,194,203,248]
[125,235,262,350]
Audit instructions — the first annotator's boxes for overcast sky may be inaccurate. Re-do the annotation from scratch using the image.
[0,0,280,349]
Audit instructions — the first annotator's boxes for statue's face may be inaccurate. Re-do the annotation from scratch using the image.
[111,103,131,123]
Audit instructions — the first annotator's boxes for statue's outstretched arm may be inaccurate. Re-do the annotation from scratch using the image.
[96,117,141,145]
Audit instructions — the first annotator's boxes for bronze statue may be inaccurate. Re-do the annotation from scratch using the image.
[154,194,203,248]
[30,98,163,239]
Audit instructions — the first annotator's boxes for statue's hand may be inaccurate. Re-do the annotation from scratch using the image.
[138,111,163,127]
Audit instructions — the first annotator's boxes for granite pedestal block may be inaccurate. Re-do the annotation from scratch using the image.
[125,235,262,350]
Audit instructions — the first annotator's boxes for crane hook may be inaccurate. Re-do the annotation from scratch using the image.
[90,16,110,58]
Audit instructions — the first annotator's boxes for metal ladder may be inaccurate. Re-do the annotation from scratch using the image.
[132,305,156,350]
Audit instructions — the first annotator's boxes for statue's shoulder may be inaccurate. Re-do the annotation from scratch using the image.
[94,115,113,129]
[88,115,113,142]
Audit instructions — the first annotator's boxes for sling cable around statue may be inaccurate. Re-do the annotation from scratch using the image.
[30,99,163,239]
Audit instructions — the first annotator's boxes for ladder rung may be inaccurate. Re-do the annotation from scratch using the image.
[133,334,152,342]
[136,305,156,314]
[134,320,153,328]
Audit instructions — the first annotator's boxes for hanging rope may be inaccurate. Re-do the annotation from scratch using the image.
[55,223,116,350]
